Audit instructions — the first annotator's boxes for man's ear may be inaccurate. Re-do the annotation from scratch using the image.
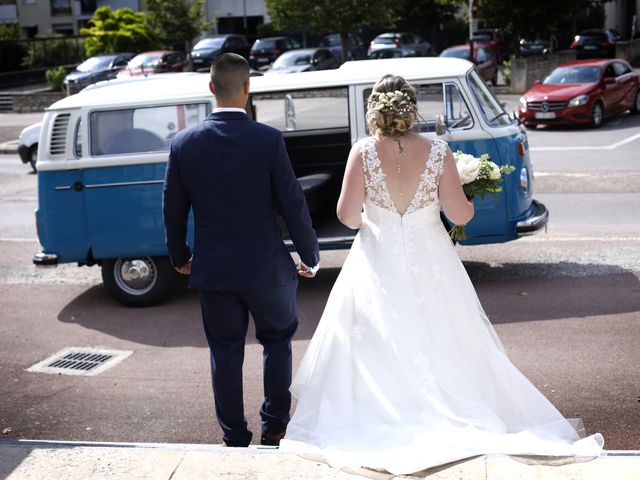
[209,81,215,96]
[243,79,250,95]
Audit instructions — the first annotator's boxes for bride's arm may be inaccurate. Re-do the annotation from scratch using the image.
[438,148,474,226]
[337,142,365,229]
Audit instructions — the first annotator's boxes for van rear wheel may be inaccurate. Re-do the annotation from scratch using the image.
[102,256,176,307]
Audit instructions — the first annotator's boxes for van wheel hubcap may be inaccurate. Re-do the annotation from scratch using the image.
[114,258,157,295]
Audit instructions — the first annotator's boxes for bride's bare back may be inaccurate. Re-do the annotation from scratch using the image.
[337,132,473,229]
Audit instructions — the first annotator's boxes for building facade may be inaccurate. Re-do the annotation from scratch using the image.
[0,0,142,37]
[604,0,639,37]
[204,0,269,36]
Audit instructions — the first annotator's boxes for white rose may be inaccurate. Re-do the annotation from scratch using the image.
[456,155,480,184]
[488,161,501,180]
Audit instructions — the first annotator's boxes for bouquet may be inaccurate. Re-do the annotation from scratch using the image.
[450,151,515,241]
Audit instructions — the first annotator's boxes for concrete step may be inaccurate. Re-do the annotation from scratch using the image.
[0,440,639,480]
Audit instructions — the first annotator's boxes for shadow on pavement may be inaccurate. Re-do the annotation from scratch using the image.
[0,441,32,479]
[57,262,640,344]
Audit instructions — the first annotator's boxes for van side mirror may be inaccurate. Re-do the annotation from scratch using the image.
[435,114,448,136]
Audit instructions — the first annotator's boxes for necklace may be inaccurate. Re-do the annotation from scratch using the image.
[393,138,404,153]
[393,137,405,195]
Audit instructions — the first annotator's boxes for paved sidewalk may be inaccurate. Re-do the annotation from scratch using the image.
[1,440,639,480]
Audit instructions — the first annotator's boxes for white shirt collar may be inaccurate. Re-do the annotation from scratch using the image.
[212,107,246,114]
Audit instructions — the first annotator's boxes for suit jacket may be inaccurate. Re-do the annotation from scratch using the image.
[163,110,319,291]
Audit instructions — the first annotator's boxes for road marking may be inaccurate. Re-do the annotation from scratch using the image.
[534,172,591,177]
[518,235,640,242]
[0,237,38,242]
[530,132,640,152]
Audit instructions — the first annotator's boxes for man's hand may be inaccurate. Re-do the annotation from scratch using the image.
[175,260,192,275]
[297,263,316,279]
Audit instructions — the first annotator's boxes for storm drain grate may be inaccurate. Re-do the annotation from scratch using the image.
[27,347,132,376]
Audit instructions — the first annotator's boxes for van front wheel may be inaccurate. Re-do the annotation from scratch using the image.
[102,256,175,307]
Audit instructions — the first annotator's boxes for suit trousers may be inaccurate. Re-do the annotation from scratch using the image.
[199,279,299,446]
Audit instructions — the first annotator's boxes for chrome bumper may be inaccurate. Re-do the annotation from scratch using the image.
[517,200,549,235]
[33,251,59,266]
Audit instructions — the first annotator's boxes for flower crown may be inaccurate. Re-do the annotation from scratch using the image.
[367,90,414,115]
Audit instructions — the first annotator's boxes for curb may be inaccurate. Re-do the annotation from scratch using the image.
[0,140,19,154]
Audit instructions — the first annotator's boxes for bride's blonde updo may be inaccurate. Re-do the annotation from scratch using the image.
[366,74,418,137]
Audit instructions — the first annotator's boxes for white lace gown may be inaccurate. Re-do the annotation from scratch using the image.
[279,138,604,475]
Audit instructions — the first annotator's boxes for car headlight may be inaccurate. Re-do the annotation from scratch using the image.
[568,94,589,107]
[519,96,527,109]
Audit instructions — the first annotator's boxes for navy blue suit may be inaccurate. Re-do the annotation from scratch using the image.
[163,110,319,445]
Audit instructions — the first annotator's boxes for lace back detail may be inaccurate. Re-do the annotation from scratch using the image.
[361,137,447,215]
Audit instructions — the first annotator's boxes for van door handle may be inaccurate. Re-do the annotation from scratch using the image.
[73,181,84,192]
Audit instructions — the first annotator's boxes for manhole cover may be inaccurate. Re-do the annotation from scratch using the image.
[27,347,132,376]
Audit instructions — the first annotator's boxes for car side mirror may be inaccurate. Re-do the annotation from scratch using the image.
[435,114,448,136]
[604,77,616,85]
[533,79,541,85]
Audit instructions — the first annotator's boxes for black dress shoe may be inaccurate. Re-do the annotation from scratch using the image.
[260,432,285,446]
[222,440,250,447]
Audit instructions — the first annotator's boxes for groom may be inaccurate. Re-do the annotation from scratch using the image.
[163,53,320,447]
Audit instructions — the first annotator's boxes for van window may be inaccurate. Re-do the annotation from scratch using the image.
[90,103,210,156]
[74,118,82,158]
[363,82,473,133]
[252,87,348,132]
[467,71,513,127]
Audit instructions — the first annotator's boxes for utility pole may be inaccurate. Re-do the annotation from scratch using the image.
[469,0,478,61]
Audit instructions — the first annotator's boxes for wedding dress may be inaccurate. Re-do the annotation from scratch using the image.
[279,137,604,475]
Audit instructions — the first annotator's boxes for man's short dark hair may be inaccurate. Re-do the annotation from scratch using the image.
[210,53,250,102]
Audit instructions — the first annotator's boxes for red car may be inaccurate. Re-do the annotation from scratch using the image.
[518,59,640,128]
[439,43,498,85]
[117,50,188,78]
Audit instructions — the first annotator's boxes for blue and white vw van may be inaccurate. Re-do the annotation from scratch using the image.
[34,58,548,306]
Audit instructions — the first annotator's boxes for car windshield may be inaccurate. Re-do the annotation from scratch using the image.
[441,49,470,60]
[321,35,340,47]
[273,51,311,67]
[77,56,115,72]
[472,32,493,41]
[375,36,397,44]
[544,66,600,84]
[579,33,607,42]
[194,38,225,50]
[253,38,277,49]
[129,54,162,68]
[467,70,513,127]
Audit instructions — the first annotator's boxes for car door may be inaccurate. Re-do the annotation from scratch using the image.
[602,63,624,110]
[612,61,636,109]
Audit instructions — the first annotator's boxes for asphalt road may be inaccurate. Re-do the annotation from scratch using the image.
[0,101,639,451]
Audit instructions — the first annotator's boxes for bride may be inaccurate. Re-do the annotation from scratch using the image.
[279,74,604,475]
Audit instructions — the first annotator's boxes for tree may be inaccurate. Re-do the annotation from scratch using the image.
[145,0,208,52]
[81,7,159,57]
[394,0,466,52]
[0,23,26,72]
[266,0,399,62]
[477,0,611,57]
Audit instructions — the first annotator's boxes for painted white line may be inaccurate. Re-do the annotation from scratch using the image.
[518,235,640,242]
[0,237,38,242]
[534,172,591,177]
[530,132,640,152]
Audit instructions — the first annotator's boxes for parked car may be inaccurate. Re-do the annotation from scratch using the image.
[63,53,134,94]
[318,33,367,62]
[190,34,250,71]
[117,51,187,78]
[606,28,625,43]
[367,32,432,57]
[571,30,617,59]
[367,47,417,59]
[18,122,41,172]
[439,44,498,85]
[34,57,546,305]
[248,36,301,69]
[518,59,640,128]
[519,38,552,57]
[264,48,340,75]
[471,28,503,61]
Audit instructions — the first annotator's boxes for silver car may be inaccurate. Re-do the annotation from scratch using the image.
[367,32,432,57]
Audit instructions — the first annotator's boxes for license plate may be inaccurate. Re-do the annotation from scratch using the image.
[192,59,203,64]
[535,112,556,119]
[584,45,597,50]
